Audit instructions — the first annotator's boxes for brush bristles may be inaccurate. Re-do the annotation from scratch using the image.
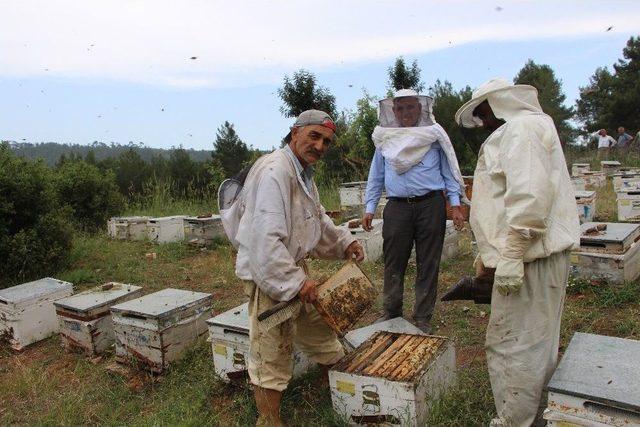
[258,300,301,331]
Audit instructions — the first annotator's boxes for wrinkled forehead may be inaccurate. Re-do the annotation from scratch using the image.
[393,96,421,108]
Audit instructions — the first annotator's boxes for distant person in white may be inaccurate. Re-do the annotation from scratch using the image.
[594,129,616,160]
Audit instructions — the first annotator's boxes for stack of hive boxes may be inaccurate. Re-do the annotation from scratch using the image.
[111,288,212,372]
[570,222,640,284]
[544,332,640,426]
[329,331,456,426]
[0,278,73,350]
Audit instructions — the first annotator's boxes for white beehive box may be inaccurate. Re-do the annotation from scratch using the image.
[0,278,73,350]
[580,171,607,188]
[344,317,425,350]
[612,173,640,192]
[340,219,384,262]
[571,163,590,177]
[339,181,387,219]
[571,177,586,192]
[570,222,640,284]
[54,283,143,356]
[575,190,597,224]
[441,221,459,262]
[330,332,456,426]
[339,181,369,207]
[544,332,640,426]
[617,190,640,222]
[107,216,149,240]
[600,160,621,177]
[183,215,224,245]
[206,303,314,383]
[111,288,212,372]
[147,215,187,243]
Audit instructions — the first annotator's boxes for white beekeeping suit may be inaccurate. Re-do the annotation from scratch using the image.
[455,78,580,427]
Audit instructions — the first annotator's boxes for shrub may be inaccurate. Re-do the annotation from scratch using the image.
[0,144,73,287]
[55,160,124,231]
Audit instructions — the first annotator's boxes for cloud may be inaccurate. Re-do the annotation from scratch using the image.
[0,0,638,88]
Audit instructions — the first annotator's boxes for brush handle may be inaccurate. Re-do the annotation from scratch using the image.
[257,298,297,322]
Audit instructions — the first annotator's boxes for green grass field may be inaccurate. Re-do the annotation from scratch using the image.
[1,180,639,426]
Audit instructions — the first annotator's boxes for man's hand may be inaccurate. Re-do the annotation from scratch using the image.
[362,213,374,231]
[451,205,465,231]
[298,279,318,303]
[345,241,365,262]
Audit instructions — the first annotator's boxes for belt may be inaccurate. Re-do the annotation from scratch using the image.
[387,191,440,203]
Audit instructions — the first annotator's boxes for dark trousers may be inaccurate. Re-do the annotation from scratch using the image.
[382,192,446,322]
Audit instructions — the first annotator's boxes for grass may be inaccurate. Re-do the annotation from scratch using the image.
[1,178,640,425]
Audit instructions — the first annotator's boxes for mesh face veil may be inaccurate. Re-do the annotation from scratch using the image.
[378,89,435,128]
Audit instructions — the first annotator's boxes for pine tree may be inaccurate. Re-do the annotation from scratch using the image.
[212,121,250,177]
[387,57,425,94]
[514,59,575,142]
[277,69,336,118]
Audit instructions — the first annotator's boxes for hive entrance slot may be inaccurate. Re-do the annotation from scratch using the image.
[121,313,148,320]
[581,242,606,249]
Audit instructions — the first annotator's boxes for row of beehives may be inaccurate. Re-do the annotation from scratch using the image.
[341,218,460,263]
[0,276,457,425]
[339,177,474,220]
[571,162,640,223]
[107,215,224,245]
[0,279,213,372]
[571,222,640,284]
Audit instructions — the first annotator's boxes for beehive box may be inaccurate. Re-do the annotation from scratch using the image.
[340,219,383,262]
[441,221,460,261]
[617,190,640,222]
[339,181,387,219]
[314,262,377,337]
[544,332,640,426]
[571,177,586,192]
[183,215,224,245]
[206,303,313,383]
[147,215,187,243]
[570,222,640,284]
[54,283,143,356]
[0,278,73,350]
[107,216,149,240]
[600,160,621,177]
[344,317,425,349]
[111,288,212,372]
[575,190,597,223]
[580,171,607,188]
[612,173,640,192]
[330,332,456,426]
[571,163,590,177]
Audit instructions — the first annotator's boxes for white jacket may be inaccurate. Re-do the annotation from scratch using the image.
[470,112,580,268]
[234,148,355,302]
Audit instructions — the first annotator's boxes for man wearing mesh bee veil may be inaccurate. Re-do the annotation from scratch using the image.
[362,89,468,333]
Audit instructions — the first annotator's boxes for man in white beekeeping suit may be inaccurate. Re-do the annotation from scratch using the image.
[454,78,580,427]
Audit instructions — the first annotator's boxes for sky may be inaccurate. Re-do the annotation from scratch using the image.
[1,0,639,151]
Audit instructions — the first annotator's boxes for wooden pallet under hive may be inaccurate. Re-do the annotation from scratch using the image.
[330,332,456,425]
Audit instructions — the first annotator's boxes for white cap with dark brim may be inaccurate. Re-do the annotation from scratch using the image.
[454,78,536,128]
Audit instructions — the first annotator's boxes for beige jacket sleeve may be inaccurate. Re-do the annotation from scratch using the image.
[499,119,554,261]
[310,205,356,260]
[248,169,307,302]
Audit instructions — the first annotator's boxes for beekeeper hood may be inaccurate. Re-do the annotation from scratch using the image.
[378,89,436,128]
[454,78,542,128]
[372,89,469,203]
